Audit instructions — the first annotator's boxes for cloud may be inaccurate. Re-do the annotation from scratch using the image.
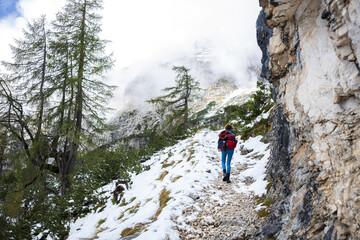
[101,0,261,68]
[0,0,262,118]
[17,0,66,20]
[0,0,65,67]
[101,0,262,114]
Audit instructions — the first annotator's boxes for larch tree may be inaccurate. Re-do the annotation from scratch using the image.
[51,0,115,194]
[148,66,200,133]
[0,0,115,237]
[0,0,114,196]
[1,16,58,179]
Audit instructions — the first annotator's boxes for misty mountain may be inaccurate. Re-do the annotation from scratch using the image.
[111,44,260,115]
[109,78,254,144]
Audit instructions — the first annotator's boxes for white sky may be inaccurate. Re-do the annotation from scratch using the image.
[0,0,262,118]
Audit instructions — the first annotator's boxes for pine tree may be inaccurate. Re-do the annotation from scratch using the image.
[148,66,200,133]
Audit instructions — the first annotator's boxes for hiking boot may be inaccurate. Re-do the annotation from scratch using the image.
[222,169,226,181]
[226,173,231,183]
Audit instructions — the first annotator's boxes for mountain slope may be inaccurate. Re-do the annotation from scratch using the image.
[109,79,255,142]
[67,129,270,240]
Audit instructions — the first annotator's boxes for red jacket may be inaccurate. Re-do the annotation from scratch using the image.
[219,130,237,150]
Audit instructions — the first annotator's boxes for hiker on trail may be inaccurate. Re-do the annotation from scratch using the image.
[218,124,238,183]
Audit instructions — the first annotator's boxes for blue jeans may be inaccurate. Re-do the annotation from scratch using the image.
[221,149,234,173]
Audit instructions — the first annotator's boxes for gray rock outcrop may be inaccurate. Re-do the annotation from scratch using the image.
[257,0,360,239]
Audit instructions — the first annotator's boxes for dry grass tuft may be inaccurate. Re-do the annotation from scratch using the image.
[117,212,124,220]
[187,155,195,162]
[90,227,109,239]
[171,175,183,182]
[188,148,195,155]
[156,171,169,181]
[121,223,146,238]
[152,189,171,220]
[162,161,175,168]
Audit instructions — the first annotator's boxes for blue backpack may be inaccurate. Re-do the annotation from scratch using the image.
[217,138,226,150]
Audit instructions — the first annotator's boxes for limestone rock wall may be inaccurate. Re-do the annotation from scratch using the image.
[257,0,360,239]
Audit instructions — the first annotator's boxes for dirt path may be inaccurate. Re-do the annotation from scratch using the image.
[175,158,264,240]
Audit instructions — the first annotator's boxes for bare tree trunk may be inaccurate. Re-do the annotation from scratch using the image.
[36,20,47,140]
[54,43,70,196]
[183,71,191,132]
[184,96,188,131]
[0,147,4,176]
[60,1,87,195]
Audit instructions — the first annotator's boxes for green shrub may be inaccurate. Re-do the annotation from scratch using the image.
[257,209,271,219]
[119,199,128,207]
[189,101,217,124]
[223,80,272,140]
[263,198,275,207]
[255,195,265,205]
[265,179,273,192]
[96,218,106,228]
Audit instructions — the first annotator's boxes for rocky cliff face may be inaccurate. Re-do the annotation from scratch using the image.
[257,0,360,239]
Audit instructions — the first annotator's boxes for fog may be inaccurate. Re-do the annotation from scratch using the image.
[0,0,262,119]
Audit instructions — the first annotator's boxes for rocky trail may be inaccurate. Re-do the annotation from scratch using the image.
[68,130,269,240]
[176,154,265,240]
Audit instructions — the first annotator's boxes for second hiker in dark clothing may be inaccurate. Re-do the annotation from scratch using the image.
[218,124,238,183]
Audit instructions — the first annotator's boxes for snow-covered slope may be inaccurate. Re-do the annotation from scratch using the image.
[67,129,270,240]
